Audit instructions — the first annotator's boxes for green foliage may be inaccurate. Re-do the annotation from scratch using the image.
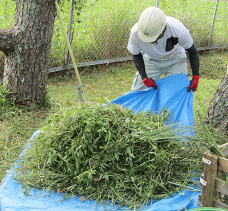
[0,0,227,68]
[16,103,206,208]
[0,0,15,29]
[0,84,14,106]
[0,84,16,119]
[49,0,228,66]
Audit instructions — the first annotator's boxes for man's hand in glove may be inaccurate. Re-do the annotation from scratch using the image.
[187,75,199,92]
[143,77,158,90]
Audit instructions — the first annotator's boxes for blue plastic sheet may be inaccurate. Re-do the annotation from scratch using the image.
[112,73,194,128]
[0,73,201,210]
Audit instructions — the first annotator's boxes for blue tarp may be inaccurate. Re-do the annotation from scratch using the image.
[112,73,194,128]
[0,73,201,210]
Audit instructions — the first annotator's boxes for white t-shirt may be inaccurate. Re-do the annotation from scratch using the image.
[127,16,193,60]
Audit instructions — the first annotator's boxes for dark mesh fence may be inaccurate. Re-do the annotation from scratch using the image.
[0,0,227,77]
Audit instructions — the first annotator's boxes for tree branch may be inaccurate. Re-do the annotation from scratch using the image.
[0,28,15,54]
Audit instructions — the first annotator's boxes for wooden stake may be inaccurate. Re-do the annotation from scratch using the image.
[201,152,218,207]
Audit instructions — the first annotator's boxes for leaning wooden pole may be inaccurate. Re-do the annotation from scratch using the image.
[54,0,89,103]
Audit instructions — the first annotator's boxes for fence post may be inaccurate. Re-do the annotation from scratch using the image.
[156,0,159,7]
[65,0,75,67]
[208,0,219,47]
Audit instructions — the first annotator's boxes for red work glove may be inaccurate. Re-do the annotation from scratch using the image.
[143,77,158,90]
[187,75,199,92]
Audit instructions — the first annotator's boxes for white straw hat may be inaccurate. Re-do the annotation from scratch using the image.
[138,7,166,42]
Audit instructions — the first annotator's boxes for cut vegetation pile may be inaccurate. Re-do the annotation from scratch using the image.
[15,103,205,209]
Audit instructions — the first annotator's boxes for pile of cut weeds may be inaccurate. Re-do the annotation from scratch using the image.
[15,103,205,209]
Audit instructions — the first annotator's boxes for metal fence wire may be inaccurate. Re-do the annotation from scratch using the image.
[0,0,227,77]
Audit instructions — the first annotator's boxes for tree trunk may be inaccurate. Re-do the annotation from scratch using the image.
[0,0,56,106]
[206,68,228,133]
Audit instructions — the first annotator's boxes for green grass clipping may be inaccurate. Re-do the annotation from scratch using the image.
[15,102,205,209]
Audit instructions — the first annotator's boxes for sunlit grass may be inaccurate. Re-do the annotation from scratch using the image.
[47,62,222,123]
[193,78,221,121]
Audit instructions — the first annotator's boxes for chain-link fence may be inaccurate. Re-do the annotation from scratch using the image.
[0,0,227,77]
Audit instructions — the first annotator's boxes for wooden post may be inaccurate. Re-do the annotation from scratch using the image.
[201,152,218,207]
